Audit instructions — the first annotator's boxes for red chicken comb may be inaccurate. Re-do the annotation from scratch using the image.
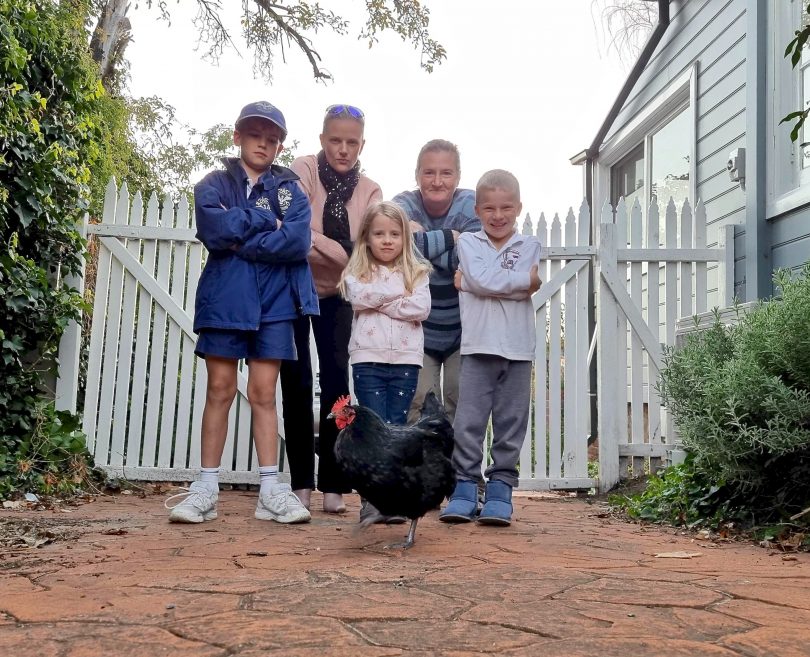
[331,395,352,413]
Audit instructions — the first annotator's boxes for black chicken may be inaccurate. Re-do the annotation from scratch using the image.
[329,391,455,549]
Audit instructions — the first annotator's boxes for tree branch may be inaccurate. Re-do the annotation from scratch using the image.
[253,0,331,81]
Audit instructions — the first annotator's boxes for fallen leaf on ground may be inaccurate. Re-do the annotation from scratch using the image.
[654,551,702,559]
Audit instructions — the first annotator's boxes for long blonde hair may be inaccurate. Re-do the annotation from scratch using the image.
[339,201,432,296]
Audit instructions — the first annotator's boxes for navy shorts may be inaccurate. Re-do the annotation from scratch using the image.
[195,321,297,361]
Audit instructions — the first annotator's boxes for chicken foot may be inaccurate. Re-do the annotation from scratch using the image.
[385,518,418,550]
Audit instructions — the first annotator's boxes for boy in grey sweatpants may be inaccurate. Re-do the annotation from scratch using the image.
[439,169,541,526]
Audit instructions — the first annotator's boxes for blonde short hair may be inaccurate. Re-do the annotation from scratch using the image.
[476,169,521,202]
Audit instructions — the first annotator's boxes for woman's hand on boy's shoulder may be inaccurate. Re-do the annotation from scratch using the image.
[454,269,463,291]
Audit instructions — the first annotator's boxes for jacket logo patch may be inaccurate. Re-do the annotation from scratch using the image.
[278,188,292,213]
[500,247,521,270]
[254,197,272,211]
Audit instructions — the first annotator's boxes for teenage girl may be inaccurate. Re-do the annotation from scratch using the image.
[338,201,432,522]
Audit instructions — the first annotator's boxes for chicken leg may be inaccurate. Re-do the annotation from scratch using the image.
[385,518,418,550]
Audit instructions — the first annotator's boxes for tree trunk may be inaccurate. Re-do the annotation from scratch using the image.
[89,0,132,92]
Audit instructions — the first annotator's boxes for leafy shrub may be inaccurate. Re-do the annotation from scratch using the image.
[652,264,810,525]
[613,455,745,528]
[0,0,103,498]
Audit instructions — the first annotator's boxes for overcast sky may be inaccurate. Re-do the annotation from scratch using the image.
[126,0,631,225]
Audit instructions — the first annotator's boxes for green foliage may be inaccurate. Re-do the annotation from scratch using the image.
[127,95,233,198]
[611,456,745,528]
[0,0,103,498]
[781,4,810,142]
[0,401,102,499]
[87,92,158,216]
[652,265,810,525]
[139,0,445,82]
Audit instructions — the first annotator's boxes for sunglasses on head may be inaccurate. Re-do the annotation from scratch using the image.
[325,104,365,121]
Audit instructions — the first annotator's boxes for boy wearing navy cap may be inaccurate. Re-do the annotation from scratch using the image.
[165,101,318,525]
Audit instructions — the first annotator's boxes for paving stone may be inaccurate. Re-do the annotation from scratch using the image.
[350,618,542,652]
[712,579,810,610]
[235,648,406,657]
[554,576,725,607]
[250,580,467,620]
[721,626,810,657]
[502,637,742,657]
[712,598,810,627]
[0,622,225,657]
[578,566,712,583]
[461,598,754,642]
[168,610,367,651]
[418,569,596,603]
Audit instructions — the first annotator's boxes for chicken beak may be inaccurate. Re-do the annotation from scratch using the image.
[326,411,335,419]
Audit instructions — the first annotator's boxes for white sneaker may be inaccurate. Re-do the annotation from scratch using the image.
[165,481,218,523]
[255,483,311,523]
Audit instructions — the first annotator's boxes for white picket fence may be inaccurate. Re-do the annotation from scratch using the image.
[517,196,733,491]
[78,180,266,482]
[56,179,734,492]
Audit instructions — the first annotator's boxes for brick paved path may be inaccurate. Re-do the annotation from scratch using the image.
[1,490,808,656]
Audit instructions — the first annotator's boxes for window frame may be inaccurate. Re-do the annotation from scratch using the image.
[595,64,697,224]
[766,0,810,218]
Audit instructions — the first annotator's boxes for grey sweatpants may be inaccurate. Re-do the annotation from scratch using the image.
[452,354,532,488]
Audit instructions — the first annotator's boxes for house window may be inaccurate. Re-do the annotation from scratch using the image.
[611,144,644,211]
[610,106,691,238]
[767,0,810,216]
[800,30,810,170]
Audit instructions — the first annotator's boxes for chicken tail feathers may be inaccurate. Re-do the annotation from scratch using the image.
[415,391,454,458]
[419,391,443,419]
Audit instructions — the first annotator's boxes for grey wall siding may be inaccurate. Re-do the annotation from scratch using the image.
[600,0,748,298]
[770,208,810,287]
[606,0,745,138]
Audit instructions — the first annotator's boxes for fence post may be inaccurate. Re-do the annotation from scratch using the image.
[595,201,621,493]
[55,213,89,413]
[718,223,736,306]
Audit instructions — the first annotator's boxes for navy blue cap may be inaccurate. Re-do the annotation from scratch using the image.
[235,101,287,141]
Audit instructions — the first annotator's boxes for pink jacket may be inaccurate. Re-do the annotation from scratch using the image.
[344,268,431,366]
[291,155,383,298]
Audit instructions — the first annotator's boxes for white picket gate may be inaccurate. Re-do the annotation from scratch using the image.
[78,179,275,483]
[56,179,734,492]
[516,196,733,492]
[516,204,593,490]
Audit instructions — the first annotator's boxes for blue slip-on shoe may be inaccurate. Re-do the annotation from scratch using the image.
[439,479,479,523]
[477,480,513,526]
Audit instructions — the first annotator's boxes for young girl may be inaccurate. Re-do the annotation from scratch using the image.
[340,200,432,422]
[339,201,432,522]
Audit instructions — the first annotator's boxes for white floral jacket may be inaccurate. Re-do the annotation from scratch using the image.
[344,267,431,366]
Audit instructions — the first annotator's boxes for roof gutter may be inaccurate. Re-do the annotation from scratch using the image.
[579,0,671,214]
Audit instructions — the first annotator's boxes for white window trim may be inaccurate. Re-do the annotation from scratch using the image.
[766,0,810,218]
[594,64,697,215]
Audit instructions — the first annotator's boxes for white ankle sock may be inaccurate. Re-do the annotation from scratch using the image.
[258,465,279,494]
[200,467,219,489]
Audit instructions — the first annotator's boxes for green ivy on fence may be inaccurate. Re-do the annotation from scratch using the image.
[0,0,104,498]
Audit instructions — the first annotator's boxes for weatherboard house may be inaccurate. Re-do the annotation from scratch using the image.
[572,0,810,305]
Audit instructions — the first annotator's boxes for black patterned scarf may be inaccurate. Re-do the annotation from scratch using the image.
[317,150,360,256]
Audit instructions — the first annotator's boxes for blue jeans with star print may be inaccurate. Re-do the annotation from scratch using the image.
[352,363,420,425]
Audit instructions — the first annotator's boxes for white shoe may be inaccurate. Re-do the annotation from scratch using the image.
[165,481,218,523]
[255,483,311,523]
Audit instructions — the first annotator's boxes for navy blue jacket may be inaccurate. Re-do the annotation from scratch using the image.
[193,158,319,332]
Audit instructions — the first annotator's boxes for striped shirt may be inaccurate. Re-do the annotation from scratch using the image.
[391,189,481,358]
